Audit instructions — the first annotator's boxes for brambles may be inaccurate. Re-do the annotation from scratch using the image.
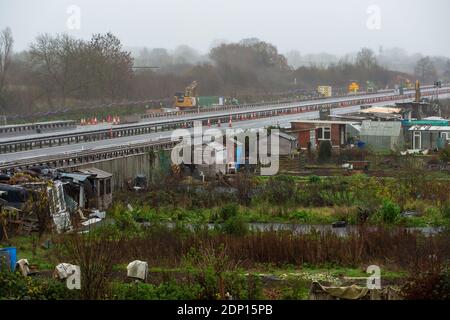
[54,226,450,272]
[54,231,124,300]
[439,145,450,163]
[182,245,239,300]
[402,268,450,300]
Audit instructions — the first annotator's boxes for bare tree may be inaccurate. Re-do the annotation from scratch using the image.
[443,59,450,82]
[89,32,134,102]
[0,27,14,107]
[29,34,82,108]
[356,48,377,70]
[414,56,437,84]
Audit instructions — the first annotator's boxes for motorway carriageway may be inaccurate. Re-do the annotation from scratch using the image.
[3,92,450,165]
[0,87,449,161]
[0,86,446,146]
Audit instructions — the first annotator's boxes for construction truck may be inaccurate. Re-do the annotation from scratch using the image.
[174,81,198,109]
[348,80,360,94]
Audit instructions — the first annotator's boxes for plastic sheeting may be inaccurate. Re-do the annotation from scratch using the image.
[127,260,148,281]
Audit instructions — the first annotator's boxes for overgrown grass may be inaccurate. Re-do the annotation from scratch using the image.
[111,173,450,227]
[1,235,56,270]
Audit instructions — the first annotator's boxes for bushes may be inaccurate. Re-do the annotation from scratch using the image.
[257,175,300,215]
[280,278,310,300]
[264,175,297,206]
[114,173,448,227]
[218,203,239,221]
[0,269,77,300]
[223,273,263,300]
[111,274,262,300]
[222,216,248,236]
[215,203,248,236]
[110,203,140,234]
[402,268,450,300]
[377,199,401,224]
[58,226,450,272]
[111,281,202,300]
[182,246,262,300]
[439,145,450,163]
[441,201,450,222]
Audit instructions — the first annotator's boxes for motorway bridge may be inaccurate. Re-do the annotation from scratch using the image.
[1,85,449,171]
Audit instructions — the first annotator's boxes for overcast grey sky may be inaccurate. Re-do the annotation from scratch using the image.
[1,0,449,56]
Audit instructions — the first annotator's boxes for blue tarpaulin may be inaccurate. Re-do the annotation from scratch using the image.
[236,145,243,170]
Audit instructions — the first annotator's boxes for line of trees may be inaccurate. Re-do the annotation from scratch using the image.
[0,28,443,116]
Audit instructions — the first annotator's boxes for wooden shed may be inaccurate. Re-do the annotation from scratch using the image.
[76,168,112,211]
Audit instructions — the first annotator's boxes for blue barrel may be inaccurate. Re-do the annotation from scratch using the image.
[0,247,17,271]
[357,141,366,149]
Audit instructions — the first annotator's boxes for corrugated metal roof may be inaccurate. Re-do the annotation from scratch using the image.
[408,125,450,131]
[423,116,448,121]
[402,119,449,127]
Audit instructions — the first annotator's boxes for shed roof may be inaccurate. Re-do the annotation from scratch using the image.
[60,172,90,182]
[291,120,357,125]
[360,107,402,114]
[402,119,449,127]
[276,131,297,141]
[76,168,112,179]
[408,125,450,132]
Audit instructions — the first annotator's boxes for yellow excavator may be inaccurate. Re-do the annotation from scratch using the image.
[396,75,414,90]
[174,81,198,109]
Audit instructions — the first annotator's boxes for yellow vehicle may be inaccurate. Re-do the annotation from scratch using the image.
[396,76,414,89]
[174,81,198,109]
[348,80,360,94]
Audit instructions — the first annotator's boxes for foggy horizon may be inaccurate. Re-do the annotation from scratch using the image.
[1,0,450,58]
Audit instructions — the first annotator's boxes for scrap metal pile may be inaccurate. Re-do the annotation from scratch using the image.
[0,166,110,240]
